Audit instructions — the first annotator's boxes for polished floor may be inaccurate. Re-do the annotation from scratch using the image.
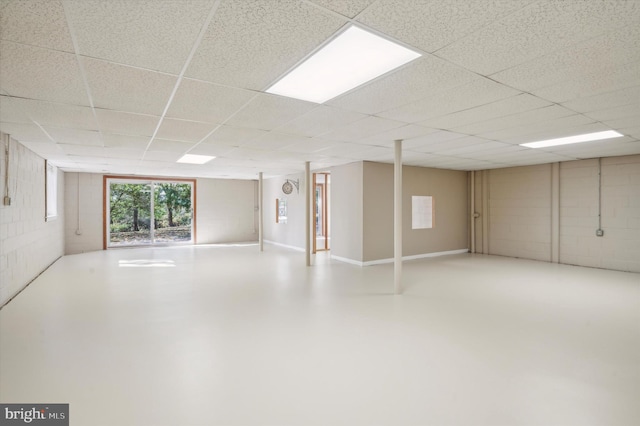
[1,245,639,426]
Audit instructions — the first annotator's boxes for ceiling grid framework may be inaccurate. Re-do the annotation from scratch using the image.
[0,0,638,179]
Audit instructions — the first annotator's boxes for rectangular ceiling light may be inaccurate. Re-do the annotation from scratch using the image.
[177,154,215,164]
[266,25,422,104]
[520,130,623,148]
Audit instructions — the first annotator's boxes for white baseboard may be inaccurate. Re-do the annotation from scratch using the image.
[331,248,469,267]
[264,240,305,252]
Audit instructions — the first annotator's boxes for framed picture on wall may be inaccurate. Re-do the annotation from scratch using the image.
[276,198,287,224]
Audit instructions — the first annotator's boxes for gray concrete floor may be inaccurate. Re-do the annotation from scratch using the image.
[1,245,638,425]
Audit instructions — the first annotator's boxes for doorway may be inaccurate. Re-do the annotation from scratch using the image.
[105,177,195,248]
[313,172,330,253]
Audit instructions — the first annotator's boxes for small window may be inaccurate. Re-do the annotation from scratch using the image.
[45,160,57,221]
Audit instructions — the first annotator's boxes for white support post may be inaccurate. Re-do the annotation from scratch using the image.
[471,171,475,254]
[551,163,560,263]
[394,140,403,295]
[258,172,264,252]
[305,161,311,267]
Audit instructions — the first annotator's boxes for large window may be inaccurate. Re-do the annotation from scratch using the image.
[105,177,195,248]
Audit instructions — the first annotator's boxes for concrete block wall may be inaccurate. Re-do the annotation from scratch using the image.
[475,154,639,273]
[488,164,552,262]
[0,135,65,306]
[560,156,640,271]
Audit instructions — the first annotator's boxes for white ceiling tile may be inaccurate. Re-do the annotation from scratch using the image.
[94,109,160,137]
[434,141,511,156]
[418,94,552,130]
[584,105,639,122]
[185,0,346,90]
[479,114,597,143]
[602,117,640,131]
[187,144,235,158]
[327,55,479,115]
[225,94,316,131]
[437,0,640,75]
[619,126,640,140]
[530,60,640,103]
[201,125,269,147]
[411,136,493,154]
[0,122,52,143]
[155,118,218,143]
[357,124,439,146]
[315,142,376,157]
[17,141,65,156]
[147,139,196,153]
[42,127,102,146]
[0,96,97,130]
[279,138,338,154]
[560,86,640,113]
[141,151,182,163]
[276,105,367,137]
[544,139,640,159]
[0,41,89,105]
[491,25,640,92]
[402,130,468,150]
[452,105,579,135]
[0,0,74,52]
[242,132,310,151]
[307,0,376,18]
[357,0,531,53]
[83,58,176,115]
[59,144,104,157]
[65,0,215,74]
[378,78,521,123]
[166,78,256,124]
[102,134,149,150]
[320,116,406,142]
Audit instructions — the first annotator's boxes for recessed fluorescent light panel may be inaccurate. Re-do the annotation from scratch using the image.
[520,130,623,148]
[266,26,422,103]
[177,154,215,164]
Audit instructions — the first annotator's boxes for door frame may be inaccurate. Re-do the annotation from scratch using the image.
[312,172,329,253]
[103,175,197,249]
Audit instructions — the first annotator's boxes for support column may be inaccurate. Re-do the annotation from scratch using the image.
[258,172,264,252]
[394,140,403,295]
[305,161,311,267]
[482,170,489,254]
[470,171,475,254]
[551,163,560,263]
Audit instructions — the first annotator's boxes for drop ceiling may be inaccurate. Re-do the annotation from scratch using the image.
[1,0,638,180]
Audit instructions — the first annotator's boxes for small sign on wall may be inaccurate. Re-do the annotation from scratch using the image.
[412,195,433,229]
[276,198,287,224]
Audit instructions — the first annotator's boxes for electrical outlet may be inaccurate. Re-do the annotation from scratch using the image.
[3,196,10,206]
[596,229,604,237]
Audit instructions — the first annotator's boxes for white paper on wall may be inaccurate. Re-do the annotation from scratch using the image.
[412,195,433,229]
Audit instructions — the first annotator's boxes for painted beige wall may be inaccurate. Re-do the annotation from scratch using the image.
[362,161,468,262]
[263,172,307,250]
[488,164,552,262]
[330,162,363,262]
[64,174,258,254]
[196,178,257,244]
[65,172,103,254]
[1,135,65,305]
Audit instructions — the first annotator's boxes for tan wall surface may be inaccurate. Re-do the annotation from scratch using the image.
[263,172,307,250]
[362,161,468,262]
[330,162,363,262]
